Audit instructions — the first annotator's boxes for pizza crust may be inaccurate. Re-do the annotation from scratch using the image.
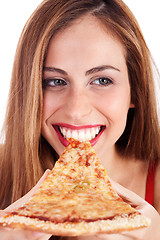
[0,212,150,236]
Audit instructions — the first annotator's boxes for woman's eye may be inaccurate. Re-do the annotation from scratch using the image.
[91,77,113,86]
[42,79,67,88]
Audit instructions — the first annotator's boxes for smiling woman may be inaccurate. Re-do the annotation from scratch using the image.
[0,0,160,131]
[0,0,160,240]
[41,15,132,160]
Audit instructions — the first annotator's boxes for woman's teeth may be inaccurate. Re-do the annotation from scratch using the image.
[59,127,101,141]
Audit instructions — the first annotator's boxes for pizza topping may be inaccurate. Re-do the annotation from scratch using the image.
[73,180,90,191]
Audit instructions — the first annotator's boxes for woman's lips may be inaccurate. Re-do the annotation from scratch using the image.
[53,124,105,147]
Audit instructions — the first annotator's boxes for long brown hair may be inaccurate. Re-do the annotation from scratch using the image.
[0,0,160,212]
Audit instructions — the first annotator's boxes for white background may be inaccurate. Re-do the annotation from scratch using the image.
[0,0,160,130]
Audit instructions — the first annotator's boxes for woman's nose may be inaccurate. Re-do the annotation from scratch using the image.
[64,88,92,120]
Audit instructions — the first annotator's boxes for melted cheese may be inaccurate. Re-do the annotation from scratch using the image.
[12,139,136,223]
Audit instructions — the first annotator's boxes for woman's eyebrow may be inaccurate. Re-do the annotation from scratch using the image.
[43,65,120,76]
[85,65,120,75]
[43,66,68,75]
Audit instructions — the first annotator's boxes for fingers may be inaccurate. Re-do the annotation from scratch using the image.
[0,228,51,240]
[77,233,133,240]
[30,169,51,193]
[109,178,146,206]
[32,231,52,240]
[109,177,160,223]
[4,170,51,212]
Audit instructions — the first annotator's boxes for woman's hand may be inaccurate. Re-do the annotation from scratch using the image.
[110,179,160,240]
[4,170,51,212]
[0,228,51,240]
[74,179,160,240]
[0,170,52,240]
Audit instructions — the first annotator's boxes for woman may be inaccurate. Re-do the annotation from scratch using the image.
[0,0,159,239]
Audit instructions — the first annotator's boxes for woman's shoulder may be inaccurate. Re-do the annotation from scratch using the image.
[154,161,160,213]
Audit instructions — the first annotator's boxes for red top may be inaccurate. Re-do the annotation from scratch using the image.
[145,163,156,206]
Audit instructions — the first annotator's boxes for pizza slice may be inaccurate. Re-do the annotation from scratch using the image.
[0,139,150,236]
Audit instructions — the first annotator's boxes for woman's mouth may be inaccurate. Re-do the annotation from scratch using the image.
[53,124,105,147]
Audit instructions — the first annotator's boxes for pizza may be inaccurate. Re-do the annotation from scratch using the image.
[0,139,150,236]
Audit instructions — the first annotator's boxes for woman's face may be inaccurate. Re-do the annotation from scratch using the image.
[42,15,133,162]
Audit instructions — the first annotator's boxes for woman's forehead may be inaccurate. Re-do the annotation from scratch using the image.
[45,15,127,65]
